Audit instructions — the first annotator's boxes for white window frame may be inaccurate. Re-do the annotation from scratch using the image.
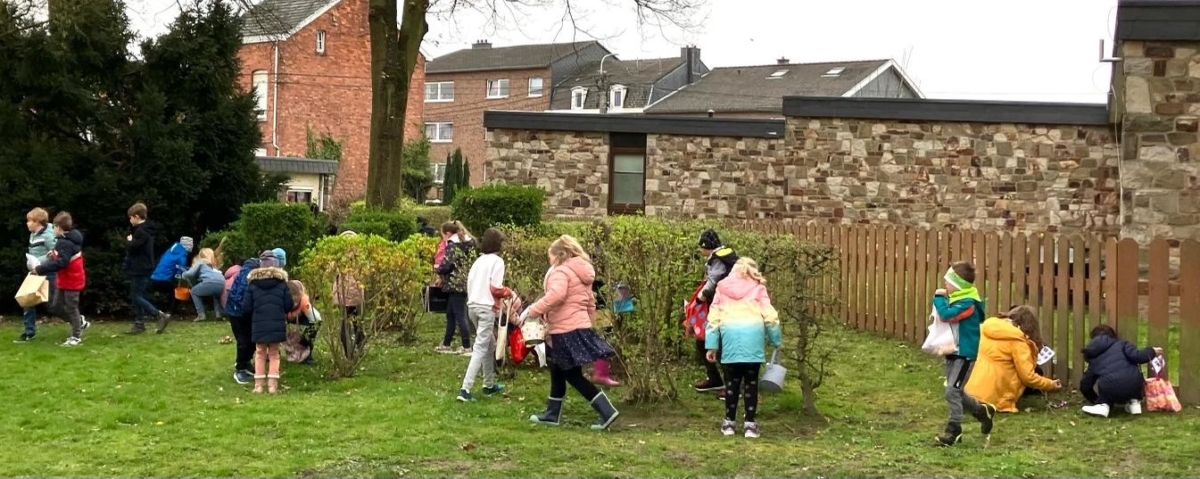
[822,67,845,77]
[571,87,587,110]
[254,147,267,156]
[528,77,544,97]
[286,187,314,204]
[425,122,453,143]
[316,30,326,54]
[609,85,627,110]
[486,79,510,99]
[431,163,447,184]
[425,81,454,102]
[252,70,268,121]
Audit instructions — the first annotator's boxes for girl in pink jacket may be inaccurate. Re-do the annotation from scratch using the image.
[524,235,619,430]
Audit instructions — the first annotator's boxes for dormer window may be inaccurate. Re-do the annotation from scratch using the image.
[822,67,845,77]
[571,87,587,110]
[768,69,788,79]
[609,85,627,109]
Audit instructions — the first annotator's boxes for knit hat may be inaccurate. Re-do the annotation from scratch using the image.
[698,229,722,250]
[271,247,287,267]
[259,250,280,269]
[340,230,358,237]
[180,236,194,252]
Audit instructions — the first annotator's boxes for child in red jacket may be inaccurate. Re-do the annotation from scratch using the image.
[32,212,91,346]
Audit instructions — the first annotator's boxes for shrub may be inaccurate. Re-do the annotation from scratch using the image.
[198,229,256,268]
[344,208,417,242]
[411,205,452,229]
[238,202,321,260]
[338,220,391,239]
[451,184,544,234]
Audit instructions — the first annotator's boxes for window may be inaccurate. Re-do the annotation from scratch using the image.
[254,147,267,156]
[287,188,314,204]
[528,77,544,97]
[608,133,647,215]
[425,81,454,102]
[768,69,788,79]
[486,79,509,99]
[425,122,453,142]
[571,87,587,110]
[252,70,268,121]
[822,67,845,77]
[609,85,627,110]
[316,30,326,54]
[431,163,447,184]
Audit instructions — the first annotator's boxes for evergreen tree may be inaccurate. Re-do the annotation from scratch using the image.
[400,138,434,202]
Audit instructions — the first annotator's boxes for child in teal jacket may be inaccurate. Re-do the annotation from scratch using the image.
[933,261,987,446]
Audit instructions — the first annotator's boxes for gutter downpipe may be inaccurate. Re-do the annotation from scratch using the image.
[271,40,281,155]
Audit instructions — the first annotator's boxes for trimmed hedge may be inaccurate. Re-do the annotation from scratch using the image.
[411,205,452,230]
[451,184,544,234]
[198,229,256,269]
[235,202,321,263]
[339,220,391,238]
[344,208,417,242]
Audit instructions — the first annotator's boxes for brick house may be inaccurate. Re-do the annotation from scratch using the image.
[423,40,611,186]
[547,47,706,114]
[644,58,923,118]
[238,0,425,204]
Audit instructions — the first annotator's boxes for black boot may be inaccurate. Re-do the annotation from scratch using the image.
[972,403,997,438]
[935,422,962,446]
[589,392,619,431]
[529,397,563,426]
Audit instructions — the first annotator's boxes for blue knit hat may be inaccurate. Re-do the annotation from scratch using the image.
[271,248,287,267]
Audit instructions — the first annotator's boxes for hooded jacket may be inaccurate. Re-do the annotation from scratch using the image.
[28,224,56,265]
[124,221,156,276]
[932,289,984,360]
[527,256,597,335]
[243,266,294,344]
[1081,335,1156,402]
[152,242,190,282]
[35,229,86,291]
[435,235,478,294]
[183,260,224,285]
[964,319,1056,412]
[704,275,782,364]
[222,264,242,307]
[224,258,260,317]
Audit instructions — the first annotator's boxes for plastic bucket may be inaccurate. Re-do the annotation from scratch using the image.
[174,286,191,301]
[760,349,787,393]
[521,318,546,345]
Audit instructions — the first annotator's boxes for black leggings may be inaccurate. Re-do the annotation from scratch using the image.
[723,363,762,422]
[550,366,600,401]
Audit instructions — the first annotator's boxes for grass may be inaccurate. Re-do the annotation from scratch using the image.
[1,314,1197,477]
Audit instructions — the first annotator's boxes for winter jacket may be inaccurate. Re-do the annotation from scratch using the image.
[124,221,156,276]
[243,266,294,344]
[222,264,242,307]
[932,287,985,360]
[152,242,190,282]
[224,258,259,318]
[34,229,86,291]
[699,247,738,304]
[183,260,224,285]
[527,256,597,335]
[434,238,448,268]
[28,225,56,265]
[1081,335,1156,403]
[705,276,782,364]
[435,236,478,294]
[964,319,1057,412]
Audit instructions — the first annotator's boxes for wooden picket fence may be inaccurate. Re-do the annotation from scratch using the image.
[735,221,1200,406]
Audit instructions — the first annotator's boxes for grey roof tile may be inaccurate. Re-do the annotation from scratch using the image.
[426,41,603,74]
[549,57,684,110]
[255,156,338,175]
[241,0,335,38]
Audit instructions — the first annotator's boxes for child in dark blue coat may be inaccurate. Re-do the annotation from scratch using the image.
[1080,324,1162,418]
[242,253,293,394]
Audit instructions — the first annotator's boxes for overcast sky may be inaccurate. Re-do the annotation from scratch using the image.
[127,0,1119,104]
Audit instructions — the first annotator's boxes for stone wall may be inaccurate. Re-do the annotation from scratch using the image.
[486,129,609,217]
[645,135,789,218]
[1120,40,1200,243]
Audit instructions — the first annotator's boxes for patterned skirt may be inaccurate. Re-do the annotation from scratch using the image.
[546,328,615,370]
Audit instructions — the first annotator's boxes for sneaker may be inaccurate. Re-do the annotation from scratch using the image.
[1126,400,1143,415]
[935,422,962,446]
[61,336,82,347]
[1082,403,1111,418]
[693,379,724,392]
[155,312,171,334]
[720,419,736,436]
[456,389,474,402]
[233,369,254,385]
[482,384,506,396]
[80,316,91,331]
[744,422,760,438]
[459,347,473,356]
[973,403,997,437]
[14,333,35,343]
[434,345,454,354]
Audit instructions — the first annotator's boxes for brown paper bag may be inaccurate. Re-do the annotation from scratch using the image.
[15,274,49,308]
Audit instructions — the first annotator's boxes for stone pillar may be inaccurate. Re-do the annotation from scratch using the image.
[1120,41,1200,242]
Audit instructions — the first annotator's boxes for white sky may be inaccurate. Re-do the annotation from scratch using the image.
[127,0,1119,104]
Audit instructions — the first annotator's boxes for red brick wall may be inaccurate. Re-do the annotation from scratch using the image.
[236,0,425,203]
[424,67,551,186]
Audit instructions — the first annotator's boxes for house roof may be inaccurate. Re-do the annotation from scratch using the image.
[255,156,339,175]
[426,41,605,74]
[549,57,685,110]
[645,59,892,114]
[241,0,338,39]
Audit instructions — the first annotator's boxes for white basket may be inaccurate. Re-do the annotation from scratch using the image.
[521,318,546,345]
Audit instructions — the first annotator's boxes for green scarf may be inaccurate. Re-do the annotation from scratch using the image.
[949,286,981,304]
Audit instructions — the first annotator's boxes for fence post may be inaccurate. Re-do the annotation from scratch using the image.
[1179,240,1200,405]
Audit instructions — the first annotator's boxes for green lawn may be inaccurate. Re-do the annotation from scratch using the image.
[1,315,1197,477]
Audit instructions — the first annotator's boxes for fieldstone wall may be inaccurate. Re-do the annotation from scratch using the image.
[486,129,609,217]
[1119,40,1200,243]
[645,135,789,218]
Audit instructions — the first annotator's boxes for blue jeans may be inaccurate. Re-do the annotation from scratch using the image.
[190,281,224,318]
[21,273,55,336]
[128,275,157,325]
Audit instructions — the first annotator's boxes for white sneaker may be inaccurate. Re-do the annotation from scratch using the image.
[720,419,736,436]
[1126,400,1143,415]
[81,316,91,331]
[744,421,760,438]
[61,336,82,347]
[1082,403,1110,417]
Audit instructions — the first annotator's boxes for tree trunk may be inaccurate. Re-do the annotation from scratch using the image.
[366,0,427,208]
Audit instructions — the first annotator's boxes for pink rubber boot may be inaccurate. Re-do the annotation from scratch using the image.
[592,358,621,387]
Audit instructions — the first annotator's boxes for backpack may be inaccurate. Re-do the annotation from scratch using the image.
[225,259,259,317]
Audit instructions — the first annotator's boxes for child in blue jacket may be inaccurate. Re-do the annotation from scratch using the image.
[933,261,987,446]
[150,236,194,327]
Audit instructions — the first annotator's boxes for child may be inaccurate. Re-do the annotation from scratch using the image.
[456,228,514,402]
[285,280,318,364]
[689,228,739,397]
[932,261,986,446]
[150,236,195,326]
[1080,324,1162,418]
[225,257,260,385]
[124,203,168,334]
[182,248,225,321]
[242,253,293,394]
[17,208,56,342]
[963,306,1061,425]
[32,212,91,346]
[435,221,477,355]
[705,258,781,438]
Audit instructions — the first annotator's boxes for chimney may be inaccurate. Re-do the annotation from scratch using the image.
[777,57,789,65]
[681,45,701,84]
[473,39,492,49]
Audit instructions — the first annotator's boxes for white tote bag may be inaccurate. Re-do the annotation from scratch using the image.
[921,310,959,356]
